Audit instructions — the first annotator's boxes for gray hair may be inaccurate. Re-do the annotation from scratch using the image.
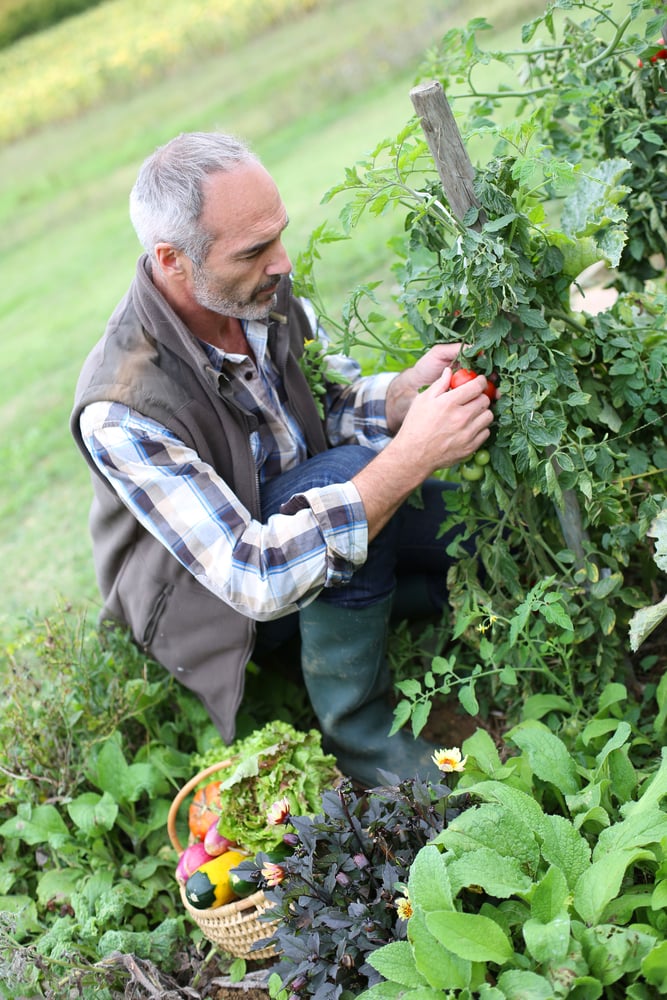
[129,132,259,265]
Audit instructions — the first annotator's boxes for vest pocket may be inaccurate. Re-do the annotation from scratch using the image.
[141,582,173,647]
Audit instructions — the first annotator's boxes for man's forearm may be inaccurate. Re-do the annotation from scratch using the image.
[351,438,425,541]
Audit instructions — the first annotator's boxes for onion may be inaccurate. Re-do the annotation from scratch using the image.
[204,819,235,857]
[175,841,215,884]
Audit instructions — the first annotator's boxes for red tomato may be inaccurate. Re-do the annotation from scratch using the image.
[450,368,477,388]
[450,367,496,401]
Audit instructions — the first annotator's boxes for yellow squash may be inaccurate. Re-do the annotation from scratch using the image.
[184,849,247,909]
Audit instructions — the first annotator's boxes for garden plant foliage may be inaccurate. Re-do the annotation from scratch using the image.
[296,0,667,734]
[1,0,667,997]
[361,697,667,998]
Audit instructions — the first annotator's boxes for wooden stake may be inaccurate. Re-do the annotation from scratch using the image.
[410,80,483,225]
[411,79,590,567]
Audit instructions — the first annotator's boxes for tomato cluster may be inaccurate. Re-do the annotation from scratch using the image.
[447,366,496,482]
[460,447,491,481]
[449,366,497,402]
[637,38,667,67]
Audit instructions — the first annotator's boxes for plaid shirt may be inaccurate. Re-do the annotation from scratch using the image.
[79,309,397,620]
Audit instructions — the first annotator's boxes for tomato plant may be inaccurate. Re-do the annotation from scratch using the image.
[295,0,667,730]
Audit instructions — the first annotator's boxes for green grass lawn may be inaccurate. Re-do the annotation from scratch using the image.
[0,0,546,632]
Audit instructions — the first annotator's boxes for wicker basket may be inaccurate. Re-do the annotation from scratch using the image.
[167,759,278,960]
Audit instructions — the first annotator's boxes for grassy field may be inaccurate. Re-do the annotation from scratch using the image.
[0,0,546,633]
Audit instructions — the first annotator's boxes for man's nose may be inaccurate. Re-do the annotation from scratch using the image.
[267,241,292,276]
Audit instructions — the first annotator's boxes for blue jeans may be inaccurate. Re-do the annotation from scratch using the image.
[254,445,463,653]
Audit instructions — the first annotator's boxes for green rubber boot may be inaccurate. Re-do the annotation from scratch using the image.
[299,594,442,788]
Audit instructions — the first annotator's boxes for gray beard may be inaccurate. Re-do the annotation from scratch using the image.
[192,269,277,321]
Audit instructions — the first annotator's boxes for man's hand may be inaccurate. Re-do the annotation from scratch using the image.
[385,343,465,432]
[353,365,494,540]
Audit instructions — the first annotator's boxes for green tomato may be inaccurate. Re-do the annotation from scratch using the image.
[474,448,491,467]
[461,462,484,482]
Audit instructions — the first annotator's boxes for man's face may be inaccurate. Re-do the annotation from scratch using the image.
[189,162,292,321]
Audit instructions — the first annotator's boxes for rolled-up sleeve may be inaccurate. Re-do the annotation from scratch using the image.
[324,369,398,450]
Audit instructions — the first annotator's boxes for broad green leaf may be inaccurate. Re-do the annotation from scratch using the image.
[0,861,19,894]
[566,780,606,829]
[521,694,573,721]
[651,880,667,911]
[642,940,667,993]
[389,698,412,736]
[589,573,622,600]
[580,718,624,747]
[596,224,627,269]
[426,910,513,964]
[523,913,571,965]
[437,803,540,876]
[72,869,114,916]
[574,850,650,925]
[594,808,667,860]
[565,976,604,999]
[390,991,444,1000]
[447,847,533,899]
[622,748,667,818]
[655,672,667,734]
[88,736,130,799]
[96,881,154,920]
[596,683,628,715]
[410,701,431,739]
[581,923,657,986]
[124,761,167,802]
[460,728,503,778]
[67,792,119,836]
[601,886,653,925]
[542,601,574,630]
[0,803,69,848]
[506,720,579,795]
[458,682,479,716]
[359,984,407,1000]
[410,907,472,991]
[36,868,83,906]
[540,814,591,891]
[408,844,453,912]
[496,968,557,998]
[602,755,636,812]
[457,780,548,839]
[530,865,569,923]
[366,941,428,988]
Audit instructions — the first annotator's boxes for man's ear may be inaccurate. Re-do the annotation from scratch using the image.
[154,243,187,278]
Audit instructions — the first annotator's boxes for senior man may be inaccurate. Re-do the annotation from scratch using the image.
[71,132,493,787]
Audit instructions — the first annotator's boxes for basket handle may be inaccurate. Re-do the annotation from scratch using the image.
[166,758,234,855]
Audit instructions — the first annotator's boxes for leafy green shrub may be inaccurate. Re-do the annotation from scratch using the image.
[360,687,667,999]
[295,0,667,734]
[0,0,106,49]
[0,609,217,996]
